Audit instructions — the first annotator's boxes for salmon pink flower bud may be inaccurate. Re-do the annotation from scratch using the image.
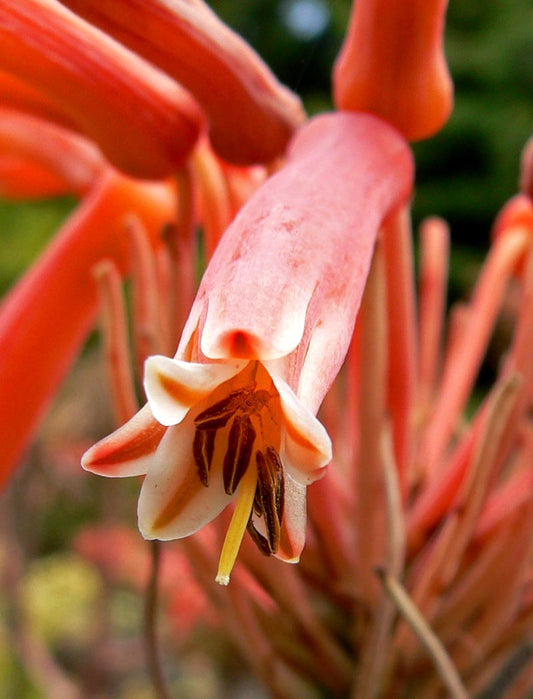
[0,0,203,178]
[491,194,533,276]
[60,0,305,165]
[182,112,414,411]
[83,111,414,584]
[333,0,453,141]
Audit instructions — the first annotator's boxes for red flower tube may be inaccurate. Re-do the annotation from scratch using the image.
[60,0,305,164]
[0,0,203,178]
[333,0,453,141]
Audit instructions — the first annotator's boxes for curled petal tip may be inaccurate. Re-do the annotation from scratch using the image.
[272,374,332,484]
[201,330,261,360]
[144,355,245,425]
[81,405,165,478]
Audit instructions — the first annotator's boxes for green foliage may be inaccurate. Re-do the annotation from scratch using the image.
[0,197,74,296]
[414,0,533,247]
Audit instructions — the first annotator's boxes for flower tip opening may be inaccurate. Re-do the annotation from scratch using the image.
[202,329,261,360]
[491,194,533,276]
[228,331,257,358]
[202,327,300,362]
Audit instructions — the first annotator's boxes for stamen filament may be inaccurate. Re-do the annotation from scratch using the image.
[216,461,257,586]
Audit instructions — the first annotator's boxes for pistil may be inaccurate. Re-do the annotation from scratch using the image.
[216,459,258,585]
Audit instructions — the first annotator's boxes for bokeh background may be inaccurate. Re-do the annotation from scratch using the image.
[1,1,533,696]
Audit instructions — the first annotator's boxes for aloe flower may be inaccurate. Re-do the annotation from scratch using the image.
[82,111,414,584]
[0,0,303,486]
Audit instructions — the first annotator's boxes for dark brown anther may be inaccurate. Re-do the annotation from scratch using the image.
[246,518,273,557]
[192,428,216,486]
[222,414,256,495]
[252,448,284,554]
[194,390,242,430]
[265,447,285,522]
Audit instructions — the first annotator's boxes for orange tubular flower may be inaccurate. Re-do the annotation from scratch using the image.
[0,69,77,133]
[0,109,104,196]
[82,112,414,584]
[333,0,453,141]
[0,156,69,199]
[0,0,203,178]
[0,121,177,486]
[60,0,306,165]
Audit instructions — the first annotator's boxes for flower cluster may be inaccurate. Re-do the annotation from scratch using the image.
[0,0,532,696]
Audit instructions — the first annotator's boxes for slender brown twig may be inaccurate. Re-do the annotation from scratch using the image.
[376,568,469,699]
[144,540,171,699]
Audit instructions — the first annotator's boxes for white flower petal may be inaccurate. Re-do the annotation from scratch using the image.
[81,404,164,477]
[144,355,246,426]
[138,418,234,540]
[276,472,307,562]
[271,374,332,485]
